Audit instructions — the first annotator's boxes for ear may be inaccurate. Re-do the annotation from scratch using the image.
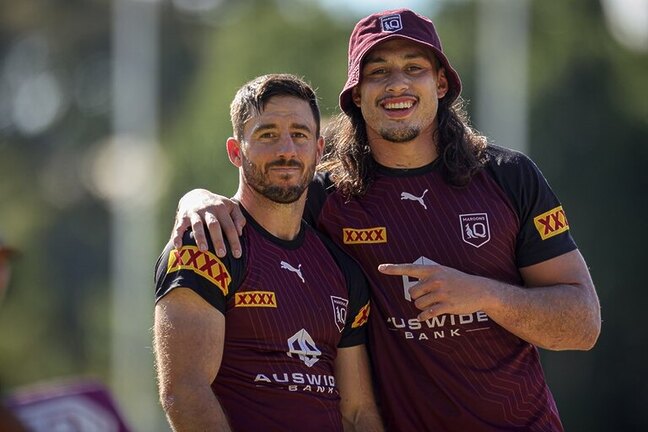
[315,136,325,164]
[351,86,362,107]
[436,68,449,99]
[226,137,243,167]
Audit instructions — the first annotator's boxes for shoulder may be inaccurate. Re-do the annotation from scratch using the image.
[313,171,335,189]
[304,171,337,226]
[485,145,545,189]
[155,226,247,295]
[308,171,336,201]
[484,144,537,171]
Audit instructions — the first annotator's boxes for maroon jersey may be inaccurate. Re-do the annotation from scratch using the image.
[307,145,575,431]
[155,208,371,432]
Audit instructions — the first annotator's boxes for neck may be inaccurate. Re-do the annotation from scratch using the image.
[367,124,439,169]
[235,184,305,241]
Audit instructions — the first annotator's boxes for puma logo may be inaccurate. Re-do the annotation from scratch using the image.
[280,261,305,283]
[400,189,429,210]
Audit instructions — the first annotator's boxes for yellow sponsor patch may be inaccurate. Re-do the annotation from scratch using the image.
[343,227,387,244]
[167,246,231,296]
[235,291,277,308]
[352,302,370,328]
[533,206,570,240]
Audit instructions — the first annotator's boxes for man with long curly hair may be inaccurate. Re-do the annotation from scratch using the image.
[170,9,601,431]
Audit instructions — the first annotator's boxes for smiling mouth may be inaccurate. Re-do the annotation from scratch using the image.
[383,101,415,110]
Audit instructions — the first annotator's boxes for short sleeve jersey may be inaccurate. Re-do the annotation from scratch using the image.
[154,208,371,432]
[308,145,575,432]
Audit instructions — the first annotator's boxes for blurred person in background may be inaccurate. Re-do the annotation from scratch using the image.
[153,74,383,431]
[0,236,18,303]
[169,9,601,431]
[0,236,29,432]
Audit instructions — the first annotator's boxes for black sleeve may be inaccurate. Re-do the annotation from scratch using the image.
[314,229,371,348]
[484,145,578,267]
[303,171,335,227]
[154,228,246,314]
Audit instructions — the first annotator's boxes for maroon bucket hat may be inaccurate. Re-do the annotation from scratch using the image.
[339,9,462,114]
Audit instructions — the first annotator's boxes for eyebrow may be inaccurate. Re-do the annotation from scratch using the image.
[252,123,313,134]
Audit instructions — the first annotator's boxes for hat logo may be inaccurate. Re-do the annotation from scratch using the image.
[380,14,402,32]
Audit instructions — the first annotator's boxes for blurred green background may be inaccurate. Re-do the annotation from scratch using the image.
[0,0,646,430]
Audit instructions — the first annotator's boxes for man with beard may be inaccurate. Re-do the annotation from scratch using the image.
[153,74,382,432]
[170,9,601,431]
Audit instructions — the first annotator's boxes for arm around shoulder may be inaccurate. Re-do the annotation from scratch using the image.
[172,188,246,258]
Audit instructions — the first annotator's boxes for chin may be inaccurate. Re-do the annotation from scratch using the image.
[380,127,420,143]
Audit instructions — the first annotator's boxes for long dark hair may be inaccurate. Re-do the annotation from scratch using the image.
[320,96,487,198]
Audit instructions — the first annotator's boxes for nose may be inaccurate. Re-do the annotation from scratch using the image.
[276,133,298,159]
[386,70,410,94]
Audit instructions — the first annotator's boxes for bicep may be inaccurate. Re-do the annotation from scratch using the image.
[519,249,593,289]
[154,288,225,386]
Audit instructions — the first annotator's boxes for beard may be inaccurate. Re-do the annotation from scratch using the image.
[379,125,421,143]
[241,156,314,204]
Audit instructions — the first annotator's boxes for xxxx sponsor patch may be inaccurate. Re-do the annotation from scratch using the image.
[167,246,231,296]
[235,291,277,308]
[343,227,387,244]
[533,206,569,240]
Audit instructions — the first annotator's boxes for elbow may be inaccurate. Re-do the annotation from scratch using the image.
[560,315,602,352]
[539,315,601,352]
[158,380,191,415]
[571,288,602,351]
[579,299,602,351]
[579,317,601,351]
[159,385,178,414]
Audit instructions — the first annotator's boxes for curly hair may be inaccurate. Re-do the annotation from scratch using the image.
[320,96,488,198]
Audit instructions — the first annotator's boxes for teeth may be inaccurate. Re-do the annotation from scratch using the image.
[384,101,413,110]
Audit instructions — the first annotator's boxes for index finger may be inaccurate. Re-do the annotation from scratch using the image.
[377,263,438,278]
[171,214,191,249]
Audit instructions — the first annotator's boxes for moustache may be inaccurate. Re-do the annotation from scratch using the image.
[265,159,304,170]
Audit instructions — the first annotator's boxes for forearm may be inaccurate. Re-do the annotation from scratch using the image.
[161,383,231,432]
[337,346,384,432]
[483,278,601,351]
[381,250,601,351]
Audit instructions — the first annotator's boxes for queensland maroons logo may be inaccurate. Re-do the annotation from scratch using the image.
[459,213,491,248]
[330,296,348,332]
[380,14,403,32]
